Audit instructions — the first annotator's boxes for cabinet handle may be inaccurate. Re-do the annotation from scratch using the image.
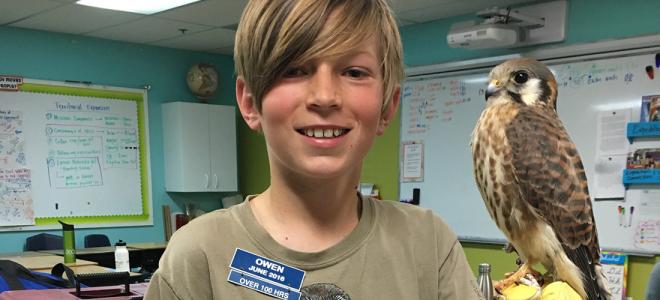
[213,174,219,189]
[205,174,210,189]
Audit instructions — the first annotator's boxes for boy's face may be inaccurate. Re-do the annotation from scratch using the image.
[238,33,399,181]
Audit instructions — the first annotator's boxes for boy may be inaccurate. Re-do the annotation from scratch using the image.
[145,0,481,299]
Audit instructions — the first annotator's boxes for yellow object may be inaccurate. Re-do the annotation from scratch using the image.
[501,283,541,300]
[541,282,582,300]
[500,281,581,300]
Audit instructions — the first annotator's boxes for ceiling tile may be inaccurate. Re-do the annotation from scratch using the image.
[85,16,212,44]
[3,0,544,54]
[11,3,142,35]
[1,0,64,25]
[150,27,235,52]
[156,0,247,27]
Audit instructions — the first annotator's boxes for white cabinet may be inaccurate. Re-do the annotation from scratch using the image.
[162,102,237,192]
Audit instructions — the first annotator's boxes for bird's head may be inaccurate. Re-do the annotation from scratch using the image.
[485,58,558,110]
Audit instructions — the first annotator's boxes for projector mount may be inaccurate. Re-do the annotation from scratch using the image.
[477,6,545,29]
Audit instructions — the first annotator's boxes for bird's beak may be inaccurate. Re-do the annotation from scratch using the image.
[485,80,501,101]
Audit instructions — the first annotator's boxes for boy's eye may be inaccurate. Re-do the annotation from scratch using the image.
[283,67,307,78]
[344,68,368,78]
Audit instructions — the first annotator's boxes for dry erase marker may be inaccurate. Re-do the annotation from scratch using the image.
[646,66,655,80]
[621,207,626,227]
[628,206,635,227]
[617,206,623,227]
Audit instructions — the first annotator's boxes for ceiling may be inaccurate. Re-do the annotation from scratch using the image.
[1,0,538,55]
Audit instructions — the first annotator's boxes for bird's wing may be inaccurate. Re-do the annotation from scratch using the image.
[504,107,600,259]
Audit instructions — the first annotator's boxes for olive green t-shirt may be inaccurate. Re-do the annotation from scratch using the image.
[145,196,482,299]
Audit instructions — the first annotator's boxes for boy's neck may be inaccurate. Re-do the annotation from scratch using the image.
[249,179,362,253]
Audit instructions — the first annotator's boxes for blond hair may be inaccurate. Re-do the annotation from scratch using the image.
[234,0,403,114]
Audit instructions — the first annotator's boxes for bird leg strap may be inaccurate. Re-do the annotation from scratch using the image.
[494,262,542,292]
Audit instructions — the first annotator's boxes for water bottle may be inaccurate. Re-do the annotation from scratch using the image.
[59,220,76,263]
[114,240,130,272]
[476,263,494,300]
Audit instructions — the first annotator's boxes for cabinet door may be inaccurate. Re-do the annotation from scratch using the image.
[208,105,237,191]
[163,102,212,191]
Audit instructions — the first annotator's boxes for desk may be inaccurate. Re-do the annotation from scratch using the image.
[128,242,167,250]
[3,254,97,271]
[128,242,166,272]
[38,242,166,272]
[39,247,139,270]
[2,252,144,285]
[39,246,117,256]
[0,251,50,258]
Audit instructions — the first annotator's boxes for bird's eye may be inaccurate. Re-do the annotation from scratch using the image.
[513,71,529,84]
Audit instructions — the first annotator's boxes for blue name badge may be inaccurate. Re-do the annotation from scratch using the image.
[228,269,301,300]
[228,248,306,299]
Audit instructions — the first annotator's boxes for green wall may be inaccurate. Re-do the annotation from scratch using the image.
[238,1,660,299]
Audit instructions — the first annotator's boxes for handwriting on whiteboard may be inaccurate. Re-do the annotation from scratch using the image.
[0,110,26,168]
[0,168,34,226]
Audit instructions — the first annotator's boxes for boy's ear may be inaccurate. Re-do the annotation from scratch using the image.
[236,77,262,131]
[377,86,401,135]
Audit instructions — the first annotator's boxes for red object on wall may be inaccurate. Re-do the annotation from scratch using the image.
[175,214,189,229]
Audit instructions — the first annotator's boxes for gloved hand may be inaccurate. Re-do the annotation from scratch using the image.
[499,279,581,300]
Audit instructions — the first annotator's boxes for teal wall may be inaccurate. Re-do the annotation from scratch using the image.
[0,26,234,252]
[401,0,660,67]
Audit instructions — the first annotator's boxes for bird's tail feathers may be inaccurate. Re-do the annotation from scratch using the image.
[553,251,587,299]
[563,246,611,300]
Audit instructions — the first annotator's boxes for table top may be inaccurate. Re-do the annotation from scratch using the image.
[36,242,167,255]
[0,251,52,258]
[128,242,167,250]
[38,246,120,256]
[3,255,97,271]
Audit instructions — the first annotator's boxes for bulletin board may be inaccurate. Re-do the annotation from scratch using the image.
[0,78,152,230]
[399,39,660,255]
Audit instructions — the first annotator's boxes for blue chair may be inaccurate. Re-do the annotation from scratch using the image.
[25,233,63,251]
[84,234,111,248]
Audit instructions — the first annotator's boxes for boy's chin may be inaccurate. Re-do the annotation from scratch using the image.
[291,160,361,179]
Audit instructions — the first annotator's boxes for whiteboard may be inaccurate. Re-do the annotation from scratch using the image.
[0,79,152,229]
[399,47,660,255]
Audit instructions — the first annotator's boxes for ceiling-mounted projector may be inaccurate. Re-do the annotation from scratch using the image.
[446,0,567,50]
[447,22,522,49]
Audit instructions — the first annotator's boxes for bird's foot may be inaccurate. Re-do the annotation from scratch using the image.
[494,263,531,292]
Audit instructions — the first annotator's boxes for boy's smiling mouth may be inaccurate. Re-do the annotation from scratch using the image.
[296,128,350,138]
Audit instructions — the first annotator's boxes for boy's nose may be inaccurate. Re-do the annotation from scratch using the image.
[307,66,341,110]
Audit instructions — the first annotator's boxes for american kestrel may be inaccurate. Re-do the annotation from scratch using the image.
[470,58,610,300]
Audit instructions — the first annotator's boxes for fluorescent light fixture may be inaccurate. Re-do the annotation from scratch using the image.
[76,0,201,15]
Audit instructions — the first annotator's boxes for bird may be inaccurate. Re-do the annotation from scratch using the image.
[470,58,611,300]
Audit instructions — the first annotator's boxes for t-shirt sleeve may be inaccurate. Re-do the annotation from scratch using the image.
[143,223,213,300]
[437,238,484,299]
[144,271,181,300]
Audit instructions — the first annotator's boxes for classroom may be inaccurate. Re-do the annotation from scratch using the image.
[1,0,660,299]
